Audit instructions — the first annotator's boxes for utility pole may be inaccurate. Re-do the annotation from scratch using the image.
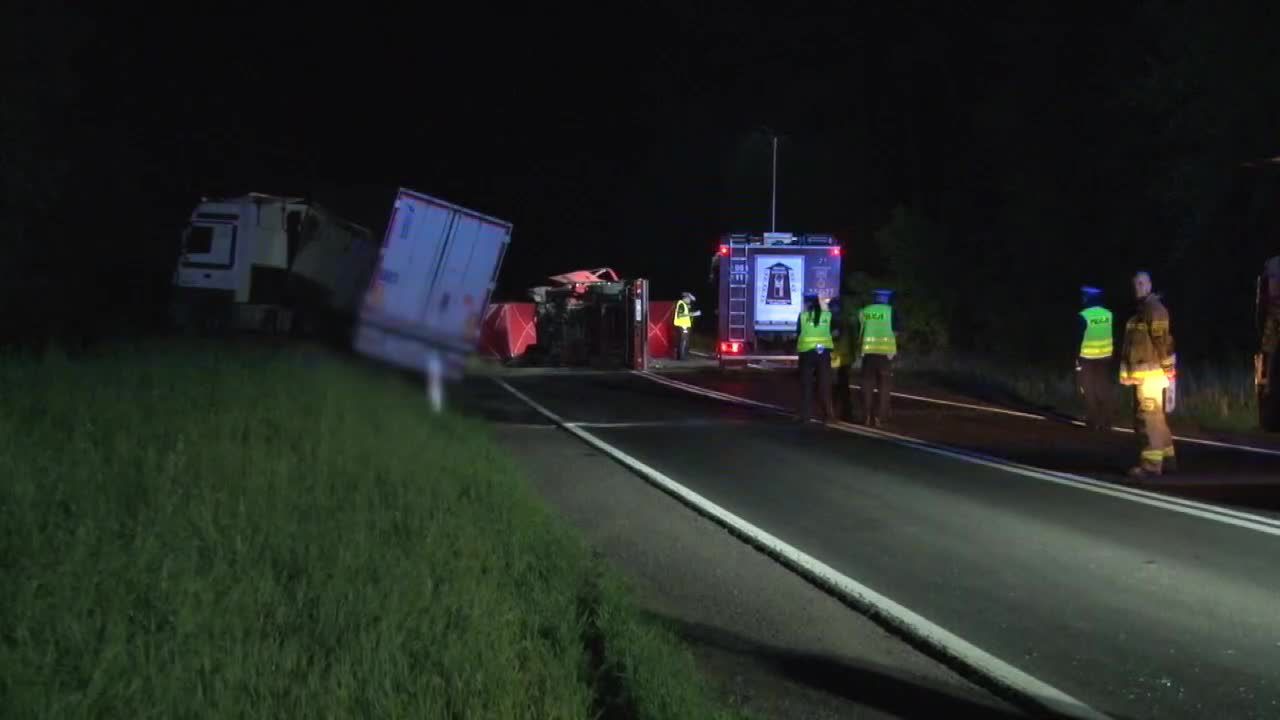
[771,133,778,233]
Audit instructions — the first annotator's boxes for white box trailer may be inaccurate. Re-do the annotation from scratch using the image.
[171,192,379,336]
[354,188,512,406]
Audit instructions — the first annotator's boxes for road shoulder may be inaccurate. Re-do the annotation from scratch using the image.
[488,420,1022,719]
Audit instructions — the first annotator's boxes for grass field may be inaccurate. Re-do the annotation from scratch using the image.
[0,341,744,719]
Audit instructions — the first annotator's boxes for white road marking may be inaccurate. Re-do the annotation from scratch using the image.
[849,383,1045,420]
[825,382,1280,458]
[640,371,1280,535]
[494,377,1109,720]
[1111,425,1280,457]
[569,419,743,429]
[846,379,1280,456]
[483,368,634,378]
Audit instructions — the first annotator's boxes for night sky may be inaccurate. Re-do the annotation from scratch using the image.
[7,2,1280,360]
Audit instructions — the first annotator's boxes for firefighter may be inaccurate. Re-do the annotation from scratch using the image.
[1076,286,1115,431]
[1119,271,1177,479]
[858,289,898,428]
[796,292,836,424]
[673,292,699,360]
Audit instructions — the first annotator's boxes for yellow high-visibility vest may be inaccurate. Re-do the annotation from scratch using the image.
[674,300,692,329]
[1079,306,1114,359]
[796,310,833,352]
[859,304,897,356]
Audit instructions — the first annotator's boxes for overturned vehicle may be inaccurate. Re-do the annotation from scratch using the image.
[520,268,650,369]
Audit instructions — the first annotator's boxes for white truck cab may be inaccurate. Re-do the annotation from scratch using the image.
[172,193,376,335]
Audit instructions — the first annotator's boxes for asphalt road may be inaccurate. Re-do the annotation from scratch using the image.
[494,370,1280,720]
[483,414,1021,719]
[670,368,1280,518]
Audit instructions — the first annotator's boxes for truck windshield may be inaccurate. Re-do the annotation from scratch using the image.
[182,223,236,268]
[185,226,213,255]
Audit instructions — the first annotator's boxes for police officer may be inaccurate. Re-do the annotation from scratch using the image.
[673,292,699,360]
[858,289,899,428]
[796,292,836,424]
[1119,271,1177,480]
[1076,286,1115,431]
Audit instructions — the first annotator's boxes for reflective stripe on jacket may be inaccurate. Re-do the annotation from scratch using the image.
[1120,294,1176,384]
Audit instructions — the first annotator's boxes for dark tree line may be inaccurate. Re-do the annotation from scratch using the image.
[680,2,1280,366]
[5,3,1278,367]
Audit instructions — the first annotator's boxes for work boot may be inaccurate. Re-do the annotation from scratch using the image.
[1126,465,1161,483]
[1163,457,1179,475]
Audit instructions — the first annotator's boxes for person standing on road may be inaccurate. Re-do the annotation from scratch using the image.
[1076,286,1115,431]
[858,289,899,428]
[796,293,836,424]
[1119,271,1178,480]
[830,297,856,421]
[673,292,699,360]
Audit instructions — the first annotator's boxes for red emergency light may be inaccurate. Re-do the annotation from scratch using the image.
[719,341,743,355]
[830,246,842,257]
[718,244,730,256]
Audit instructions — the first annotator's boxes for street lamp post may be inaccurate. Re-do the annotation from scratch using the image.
[771,133,777,233]
[752,126,782,232]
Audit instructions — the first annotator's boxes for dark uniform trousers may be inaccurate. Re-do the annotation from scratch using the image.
[861,354,893,422]
[798,349,835,422]
[835,363,854,421]
[1077,357,1114,431]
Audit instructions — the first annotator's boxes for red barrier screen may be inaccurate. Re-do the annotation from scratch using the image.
[477,303,537,359]
[648,300,676,359]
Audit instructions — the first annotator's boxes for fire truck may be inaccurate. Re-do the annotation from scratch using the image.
[709,232,843,368]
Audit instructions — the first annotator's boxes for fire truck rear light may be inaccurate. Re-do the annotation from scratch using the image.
[718,244,730,256]
[719,341,742,354]
[830,246,842,256]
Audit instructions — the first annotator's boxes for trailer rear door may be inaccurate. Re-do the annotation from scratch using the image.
[423,211,509,341]
[356,188,512,375]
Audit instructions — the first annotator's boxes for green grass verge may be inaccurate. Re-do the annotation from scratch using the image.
[0,341,745,719]
[899,354,1263,435]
